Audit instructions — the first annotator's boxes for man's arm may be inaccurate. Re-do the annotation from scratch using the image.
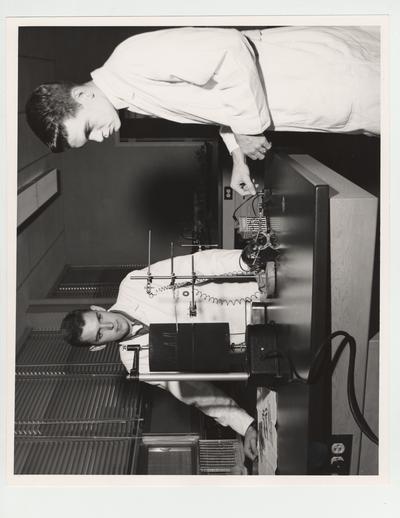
[116,28,271,147]
[120,342,254,437]
[129,249,249,279]
[151,379,255,438]
[206,29,271,137]
[149,379,258,460]
[157,380,258,460]
[158,380,258,461]
[243,421,258,461]
[230,148,256,197]
[220,126,272,159]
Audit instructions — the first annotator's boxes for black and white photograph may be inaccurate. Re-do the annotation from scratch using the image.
[9,17,384,480]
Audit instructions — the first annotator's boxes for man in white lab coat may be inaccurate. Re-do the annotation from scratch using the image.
[26,26,380,195]
[61,249,261,460]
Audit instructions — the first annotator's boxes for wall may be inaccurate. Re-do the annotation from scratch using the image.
[58,138,205,265]
[17,28,67,344]
[16,26,219,344]
[50,27,210,266]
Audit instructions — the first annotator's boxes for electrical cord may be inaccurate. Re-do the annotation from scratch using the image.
[232,193,259,226]
[264,330,379,445]
[146,271,261,306]
[194,287,261,306]
[329,332,378,445]
[239,254,249,272]
[251,192,264,217]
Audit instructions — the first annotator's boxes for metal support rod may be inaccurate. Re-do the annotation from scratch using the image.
[190,254,197,316]
[127,372,250,381]
[170,242,175,286]
[146,230,152,294]
[130,274,255,280]
[180,244,219,249]
[147,229,152,275]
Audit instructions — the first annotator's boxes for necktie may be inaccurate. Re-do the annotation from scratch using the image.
[109,309,149,338]
[130,319,149,338]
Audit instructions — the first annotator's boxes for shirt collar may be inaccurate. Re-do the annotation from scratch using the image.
[109,309,144,341]
[91,66,133,110]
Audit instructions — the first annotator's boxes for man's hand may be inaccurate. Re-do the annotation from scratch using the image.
[243,422,258,461]
[230,148,256,196]
[234,133,271,160]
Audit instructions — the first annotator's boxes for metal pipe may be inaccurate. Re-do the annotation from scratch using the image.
[129,274,255,280]
[170,242,174,276]
[147,229,152,275]
[180,244,219,248]
[190,254,197,317]
[170,242,176,288]
[127,372,250,381]
[146,230,152,294]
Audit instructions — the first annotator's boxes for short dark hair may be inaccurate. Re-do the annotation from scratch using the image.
[25,82,80,153]
[60,309,91,347]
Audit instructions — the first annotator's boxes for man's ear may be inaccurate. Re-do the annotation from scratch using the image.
[89,344,107,352]
[71,85,94,103]
[90,305,106,311]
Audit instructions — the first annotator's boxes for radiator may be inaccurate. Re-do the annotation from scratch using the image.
[199,439,245,475]
[14,437,136,475]
[14,329,143,475]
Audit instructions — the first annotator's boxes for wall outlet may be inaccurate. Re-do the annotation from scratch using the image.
[329,435,352,475]
[224,187,233,200]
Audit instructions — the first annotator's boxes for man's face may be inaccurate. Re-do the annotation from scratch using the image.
[64,91,121,149]
[80,310,130,346]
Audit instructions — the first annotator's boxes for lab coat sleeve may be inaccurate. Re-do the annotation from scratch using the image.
[148,379,254,437]
[120,337,254,437]
[156,248,249,279]
[191,249,248,275]
[118,28,271,137]
[113,250,252,326]
[219,126,239,154]
[129,249,247,280]
[206,30,271,135]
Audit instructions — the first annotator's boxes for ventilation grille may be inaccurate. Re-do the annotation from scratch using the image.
[49,265,144,298]
[15,376,142,422]
[16,363,123,377]
[14,329,143,474]
[53,285,120,298]
[15,419,140,438]
[199,439,243,474]
[14,437,136,474]
[16,330,122,368]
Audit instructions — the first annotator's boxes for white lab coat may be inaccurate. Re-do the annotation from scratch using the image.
[91,26,380,153]
[113,249,259,436]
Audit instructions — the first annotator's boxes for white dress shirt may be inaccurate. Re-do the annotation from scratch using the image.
[112,249,259,436]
